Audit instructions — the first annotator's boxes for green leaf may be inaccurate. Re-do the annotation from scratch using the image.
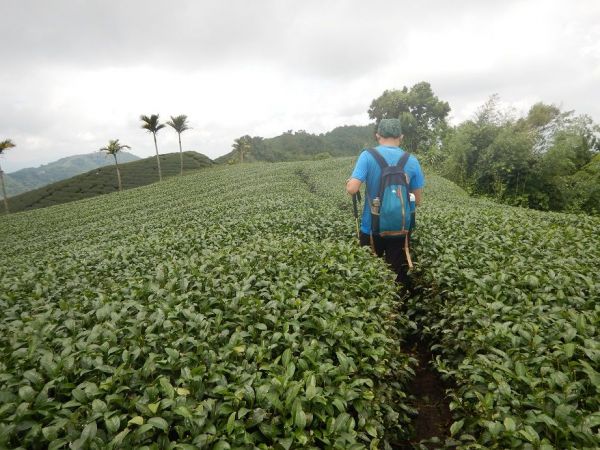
[42,425,59,440]
[519,426,539,443]
[174,406,193,419]
[292,399,306,429]
[72,388,87,403]
[109,428,130,447]
[128,416,144,426]
[148,402,160,414]
[48,439,69,450]
[277,437,293,450]
[563,343,576,358]
[148,416,169,431]
[503,417,516,432]
[159,377,175,399]
[81,421,97,442]
[213,440,231,450]
[365,424,378,437]
[105,415,121,434]
[226,412,236,434]
[176,387,190,396]
[450,419,464,436]
[18,386,36,402]
[92,399,107,413]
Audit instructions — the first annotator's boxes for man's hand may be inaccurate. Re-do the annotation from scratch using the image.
[346,178,361,195]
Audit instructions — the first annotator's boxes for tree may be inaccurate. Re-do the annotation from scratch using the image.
[140,114,165,181]
[526,102,560,128]
[166,115,190,176]
[99,139,130,192]
[232,135,252,163]
[368,82,450,153]
[0,139,16,214]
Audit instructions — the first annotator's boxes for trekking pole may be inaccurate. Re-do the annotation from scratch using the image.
[352,191,361,239]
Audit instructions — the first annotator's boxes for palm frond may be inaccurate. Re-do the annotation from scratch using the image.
[0,139,16,155]
[167,115,190,133]
[100,139,131,156]
[140,114,164,133]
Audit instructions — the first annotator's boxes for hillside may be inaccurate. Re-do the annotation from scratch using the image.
[2,151,140,197]
[3,151,213,214]
[0,158,598,448]
[214,124,375,163]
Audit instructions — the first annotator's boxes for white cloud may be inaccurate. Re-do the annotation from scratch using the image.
[1,0,599,171]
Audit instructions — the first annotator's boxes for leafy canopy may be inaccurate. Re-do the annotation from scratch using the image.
[99,139,131,156]
[368,82,450,153]
[140,114,165,134]
[0,139,16,155]
[166,115,190,134]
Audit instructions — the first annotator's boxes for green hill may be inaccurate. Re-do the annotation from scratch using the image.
[3,151,213,213]
[3,151,140,197]
[0,158,597,448]
[214,125,376,163]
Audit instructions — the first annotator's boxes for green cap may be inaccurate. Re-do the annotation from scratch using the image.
[377,118,402,138]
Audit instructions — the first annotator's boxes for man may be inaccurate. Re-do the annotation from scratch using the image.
[346,118,425,287]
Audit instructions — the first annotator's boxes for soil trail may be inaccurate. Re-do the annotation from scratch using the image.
[397,338,452,449]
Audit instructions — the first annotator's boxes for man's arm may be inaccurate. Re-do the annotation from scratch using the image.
[346,178,362,195]
[412,188,423,206]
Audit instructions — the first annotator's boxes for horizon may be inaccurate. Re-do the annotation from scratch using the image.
[2,0,599,172]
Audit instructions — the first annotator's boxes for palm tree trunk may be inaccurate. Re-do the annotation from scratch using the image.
[113,154,123,192]
[153,133,162,181]
[0,163,9,214]
[178,133,183,176]
[240,149,243,164]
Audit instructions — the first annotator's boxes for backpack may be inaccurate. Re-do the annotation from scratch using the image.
[367,148,415,267]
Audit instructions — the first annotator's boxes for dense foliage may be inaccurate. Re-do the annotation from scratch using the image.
[368,82,450,155]
[1,156,598,449]
[0,160,414,449]
[2,152,140,198]
[214,126,375,164]
[409,176,600,448]
[2,152,213,214]
[440,97,600,215]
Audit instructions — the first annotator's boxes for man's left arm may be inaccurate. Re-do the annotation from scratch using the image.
[409,158,425,206]
[346,151,368,195]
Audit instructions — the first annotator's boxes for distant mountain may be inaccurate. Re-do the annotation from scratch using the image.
[2,151,140,197]
[3,151,213,214]
[214,125,376,163]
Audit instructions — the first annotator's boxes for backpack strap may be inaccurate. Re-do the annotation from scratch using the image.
[367,148,388,169]
[396,151,411,169]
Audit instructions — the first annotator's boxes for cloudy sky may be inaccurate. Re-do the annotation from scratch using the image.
[1,0,599,172]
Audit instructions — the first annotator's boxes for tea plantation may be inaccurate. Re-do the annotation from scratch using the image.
[0,158,598,449]
[0,160,414,449]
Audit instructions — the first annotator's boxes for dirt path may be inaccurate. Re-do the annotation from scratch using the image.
[397,338,452,449]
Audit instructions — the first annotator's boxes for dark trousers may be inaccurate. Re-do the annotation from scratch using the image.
[359,232,412,289]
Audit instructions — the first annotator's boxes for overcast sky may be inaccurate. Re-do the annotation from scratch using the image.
[1,0,599,172]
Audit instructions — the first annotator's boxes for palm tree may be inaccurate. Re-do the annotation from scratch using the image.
[233,135,252,164]
[140,114,165,181]
[166,115,190,176]
[99,139,130,192]
[0,139,16,214]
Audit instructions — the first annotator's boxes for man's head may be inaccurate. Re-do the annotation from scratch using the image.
[375,118,403,145]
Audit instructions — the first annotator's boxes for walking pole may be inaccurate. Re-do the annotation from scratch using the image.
[352,191,361,239]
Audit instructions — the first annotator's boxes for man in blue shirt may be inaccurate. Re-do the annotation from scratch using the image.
[346,118,425,286]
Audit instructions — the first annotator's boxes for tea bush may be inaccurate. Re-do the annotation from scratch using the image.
[0,161,414,449]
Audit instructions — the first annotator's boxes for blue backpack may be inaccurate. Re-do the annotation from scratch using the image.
[367,148,413,237]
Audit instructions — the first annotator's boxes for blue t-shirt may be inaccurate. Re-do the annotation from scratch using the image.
[351,145,425,234]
